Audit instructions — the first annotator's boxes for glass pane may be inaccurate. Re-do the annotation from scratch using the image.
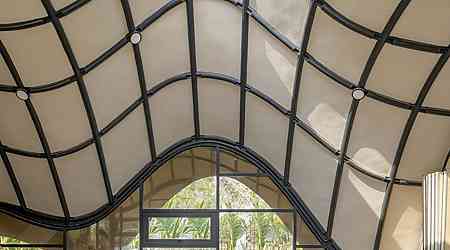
[148,217,211,240]
[295,214,320,246]
[143,148,216,209]
[220,212,293,250]
[219,151,257,174]
[67,191,139,250]
[220,177,292,209]
[144,248,215,250]
[0,214,63,245]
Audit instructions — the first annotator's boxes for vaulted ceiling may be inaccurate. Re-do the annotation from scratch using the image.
[0,0,449,249]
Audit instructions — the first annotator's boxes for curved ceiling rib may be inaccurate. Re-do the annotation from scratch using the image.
[0,0,449,249]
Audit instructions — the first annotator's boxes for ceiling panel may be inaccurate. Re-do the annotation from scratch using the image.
[140,3,190,89]
[55,145,107,216]
[290,126,337,227]
[198,78,239,141]
[332,166,386,250]
[85,45,141,129]
[60,0,128,66]
[245,94,289,175]
[194,0,241,78]
[247,19,297,109]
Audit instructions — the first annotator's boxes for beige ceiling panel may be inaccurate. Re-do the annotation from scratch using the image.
[55,145,107,216]
[392,0,450,46]
[332,166,386,250]
[297,64,352,150]
[0,92,43,152]
[247,19,297,109]
[32,83,91,152]
[140,3,190,89]
[85,45,141,129]
[308,9,375,84]
[102,106,150,194]
[194,0,241,78]
[325,0,398,32]
[0,159,18,205]
[379,185,422,250]
[60,0,128,66]
[150,80,194,154]
[348,97,409,177]
[0,1,47,24]
[129,0,168,25]
[290,126,337,227]
[423,60,450,110]
[0,24,73,86]
[0,56,14,85]
[198,78,239,141]
[250,0,309,46]
[9,154,63,216]
[366,44,440,103]
[245,94,289,175]
[397,113,450,180]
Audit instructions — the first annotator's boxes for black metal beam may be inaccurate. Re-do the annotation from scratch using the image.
[284,0,318,183]
[373,44,450,249]
[0,0,92,31]
[326,0,411,237]
[0,41,70,219]
[238,0,250,145]
[186,0,201,137]
[119,0,157,160]
[0,141,26,208]
[40,0,114,204]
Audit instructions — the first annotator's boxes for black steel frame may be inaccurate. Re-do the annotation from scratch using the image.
[0,0,449,249]
[138,146,323,249]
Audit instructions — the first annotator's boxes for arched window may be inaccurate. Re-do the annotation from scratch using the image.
[58,148,322,249]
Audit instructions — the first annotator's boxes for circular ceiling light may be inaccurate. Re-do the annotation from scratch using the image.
[16,89,29,101]
[352,88,366,101]
[130,32,142,45]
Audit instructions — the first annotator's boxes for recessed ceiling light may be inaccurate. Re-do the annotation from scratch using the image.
[130,32,141,45]
[352,88,366,101]
[16,89,29,101]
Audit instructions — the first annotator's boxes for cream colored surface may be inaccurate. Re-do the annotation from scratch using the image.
[0,56,14,85]
[198,78,240,141]
[397,113,450,180]
[55,145,107,216]
[250,0,309,46]
[366,44,440,103]
[245,94,288,175]
[392,0,450,46]
[326,0,397,32]
[0,1,47,24]
[332,167,386,249]
[379,185,423,250]
[8,154,63,216]
[290,126,337,227]
[348,97,409,177]
[297,64,352,150]
[85,45,141,129]
[194,0,241,78]
[0,1,449,249]
[0,159,18,205]
[0,92,43,152]
[129,0,169,25]
[0,24,73,86]
[424,60,450,110]
[247,19,297,109]
[102,106,150,194]
[149,80,194,154]
[60,0,128,66]
[32,84,91,152]
[308,9,375,83]
[139,3,190,88]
